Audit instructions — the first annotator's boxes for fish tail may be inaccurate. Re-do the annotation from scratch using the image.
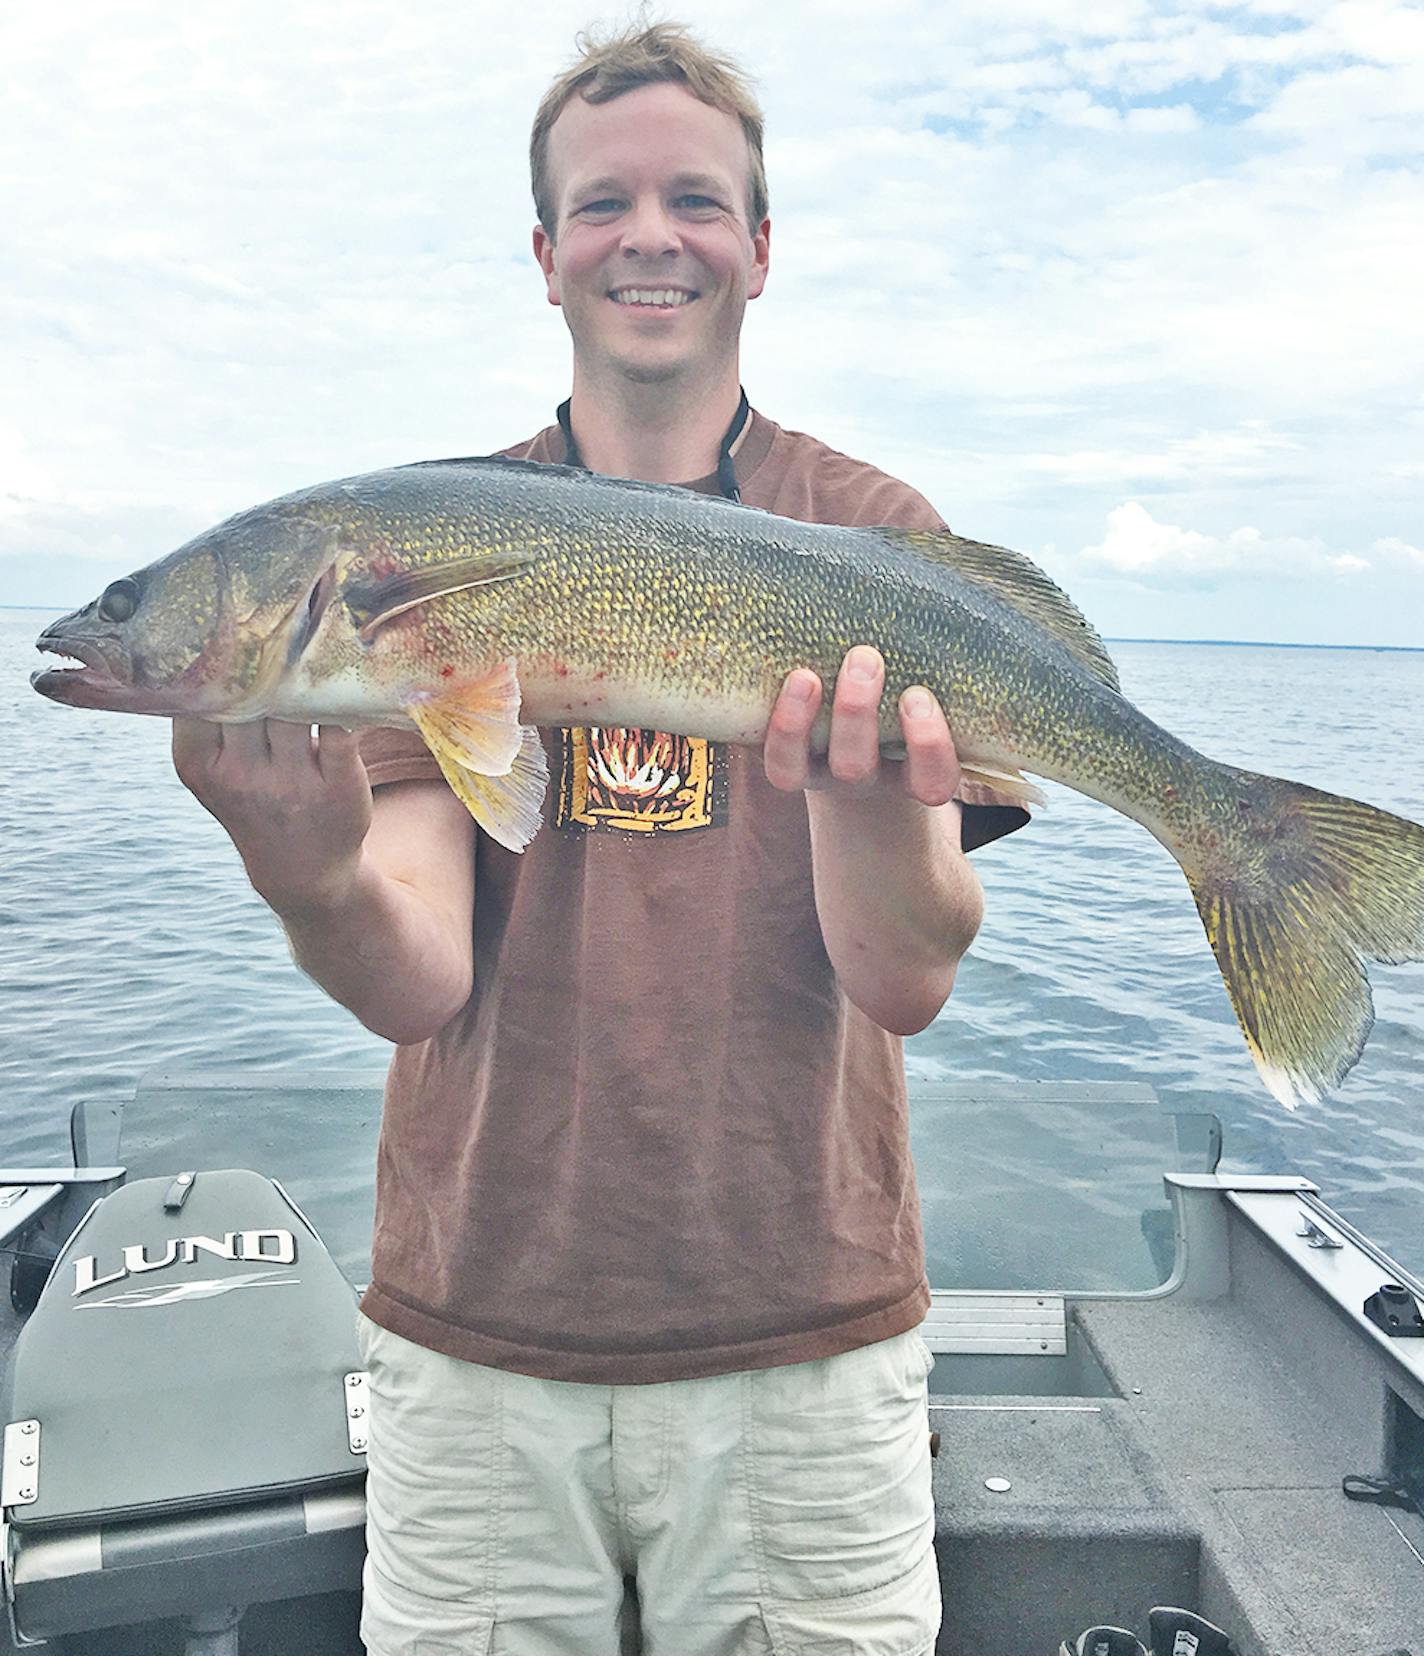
[1180,767,1424,1109]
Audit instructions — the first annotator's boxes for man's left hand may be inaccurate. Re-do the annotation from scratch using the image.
[762,644,961,807]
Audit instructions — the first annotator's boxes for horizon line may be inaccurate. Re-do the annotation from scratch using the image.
[3,604,1420,654]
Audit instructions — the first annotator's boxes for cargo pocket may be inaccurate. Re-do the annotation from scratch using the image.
[360,1560,496,1656]
[758,1545,941,1656]
[744,1333,937,1605]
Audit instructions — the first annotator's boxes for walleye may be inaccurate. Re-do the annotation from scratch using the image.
[31,457,1424,1109]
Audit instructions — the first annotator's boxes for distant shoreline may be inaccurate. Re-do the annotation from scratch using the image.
[1108,637,1423,654]
[3,605,1419,654]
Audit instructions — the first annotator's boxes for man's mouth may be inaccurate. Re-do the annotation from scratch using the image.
[608,287,697,308]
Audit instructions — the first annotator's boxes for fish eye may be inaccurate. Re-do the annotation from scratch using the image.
[98,578,140,623]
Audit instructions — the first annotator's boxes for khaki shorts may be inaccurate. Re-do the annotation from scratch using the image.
[358,1314,941,1656]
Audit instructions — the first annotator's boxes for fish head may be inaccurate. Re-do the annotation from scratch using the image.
[31,503,345,717]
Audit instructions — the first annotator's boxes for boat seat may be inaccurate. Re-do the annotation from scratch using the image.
[1,1170,366,1645]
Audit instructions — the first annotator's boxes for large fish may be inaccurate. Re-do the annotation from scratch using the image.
[31,457,1424,1108]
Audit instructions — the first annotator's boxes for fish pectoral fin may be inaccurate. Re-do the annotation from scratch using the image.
[406,663,549,851]
[346,548,538,642]
[957,762,1048,809]
[875,527,1121,693]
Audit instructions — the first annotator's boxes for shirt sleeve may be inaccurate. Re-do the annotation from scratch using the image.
[356,725,443,790]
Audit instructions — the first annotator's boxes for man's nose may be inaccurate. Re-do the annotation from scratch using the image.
[619,198,680,258]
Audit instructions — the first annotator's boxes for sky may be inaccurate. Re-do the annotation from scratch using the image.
[3,0,1422,645]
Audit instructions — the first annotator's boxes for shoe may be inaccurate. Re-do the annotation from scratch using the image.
[1059,1630,1148,1656]
[1147,1606,1235,1656]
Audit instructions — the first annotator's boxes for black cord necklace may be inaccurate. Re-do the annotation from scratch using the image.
[555,387,750,503]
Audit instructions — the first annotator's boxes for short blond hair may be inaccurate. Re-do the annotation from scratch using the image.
[530,19,767,236]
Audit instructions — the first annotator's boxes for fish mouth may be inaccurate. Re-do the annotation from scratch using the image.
[31,635,136,709]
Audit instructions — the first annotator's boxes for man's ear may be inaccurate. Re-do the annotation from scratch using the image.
[532,224,561,307]
[747,217,771,301]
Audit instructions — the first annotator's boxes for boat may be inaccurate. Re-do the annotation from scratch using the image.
[2,1069,1422,1655]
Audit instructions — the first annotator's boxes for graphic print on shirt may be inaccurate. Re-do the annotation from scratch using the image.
[554,727,724,834]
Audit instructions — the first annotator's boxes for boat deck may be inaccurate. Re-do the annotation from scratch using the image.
[934,1269,1424,1652]
[4,1081,1423,1654]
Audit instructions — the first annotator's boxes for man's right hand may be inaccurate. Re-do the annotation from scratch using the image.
[172,718,477,1045]
[172,718,373,916]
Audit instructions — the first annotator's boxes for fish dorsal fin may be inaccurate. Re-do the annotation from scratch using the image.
[345,548,538,642]
[877,527,1121,693]
[404,661,549,851]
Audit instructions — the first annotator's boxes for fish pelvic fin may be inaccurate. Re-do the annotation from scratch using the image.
[875,527,1121,693]
[406,662,549,851]
[957,762,1048,809]
[1182,768,1424,1109]
[430,724,548,852]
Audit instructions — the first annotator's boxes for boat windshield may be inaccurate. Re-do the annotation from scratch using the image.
[907,1080,1218,1292]
[106,1071,1217,1293]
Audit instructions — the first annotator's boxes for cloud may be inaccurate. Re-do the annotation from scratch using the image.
[1076,501,1372,581]
[1,0,1421,641]
[1123,104,1202,133]
[1374,535,1424,567]
[0,426,59,512]
[1012,423,1304,488]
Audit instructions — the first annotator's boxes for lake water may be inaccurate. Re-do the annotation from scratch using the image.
[4,606,1422,1285]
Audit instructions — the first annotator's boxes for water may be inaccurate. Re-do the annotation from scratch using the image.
[5,608,1422,1283]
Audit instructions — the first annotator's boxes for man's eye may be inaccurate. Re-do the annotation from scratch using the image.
[675,194,722,211]
[580,199,622,215]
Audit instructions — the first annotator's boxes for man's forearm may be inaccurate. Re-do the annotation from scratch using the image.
[806,792,983,1036]
[172,720,469,1043]
[269,855,473,1046]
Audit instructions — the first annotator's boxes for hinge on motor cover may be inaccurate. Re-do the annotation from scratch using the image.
[344,1373,370,1454]
[1,1422,40,1509]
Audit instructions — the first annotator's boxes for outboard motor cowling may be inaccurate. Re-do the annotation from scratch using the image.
[1,1169,367,1646]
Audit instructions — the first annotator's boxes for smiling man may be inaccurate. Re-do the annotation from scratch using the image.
[531,76,769,454]
[174,19,1028,1656]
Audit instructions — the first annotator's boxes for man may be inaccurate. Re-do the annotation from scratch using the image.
[173,21,1027,1655]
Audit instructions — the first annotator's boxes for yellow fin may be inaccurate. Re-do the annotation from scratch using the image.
[432,724,549,852]
[875,527,1121,692]
[958,762,1047,809]
[409,660,525,774]
[1178,767,1424,1109]
[406,663,549,850]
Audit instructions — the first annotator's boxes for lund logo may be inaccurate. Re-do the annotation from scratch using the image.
[76,1268,300,1310]
[72,1229,298,1299]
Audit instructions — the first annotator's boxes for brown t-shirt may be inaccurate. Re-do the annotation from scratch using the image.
[356,410,1028,1383]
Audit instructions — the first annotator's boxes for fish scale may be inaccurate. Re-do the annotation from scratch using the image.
[30,455,1424,1112]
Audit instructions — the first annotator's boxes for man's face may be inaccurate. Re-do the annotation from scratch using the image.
[533,82,770,388]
